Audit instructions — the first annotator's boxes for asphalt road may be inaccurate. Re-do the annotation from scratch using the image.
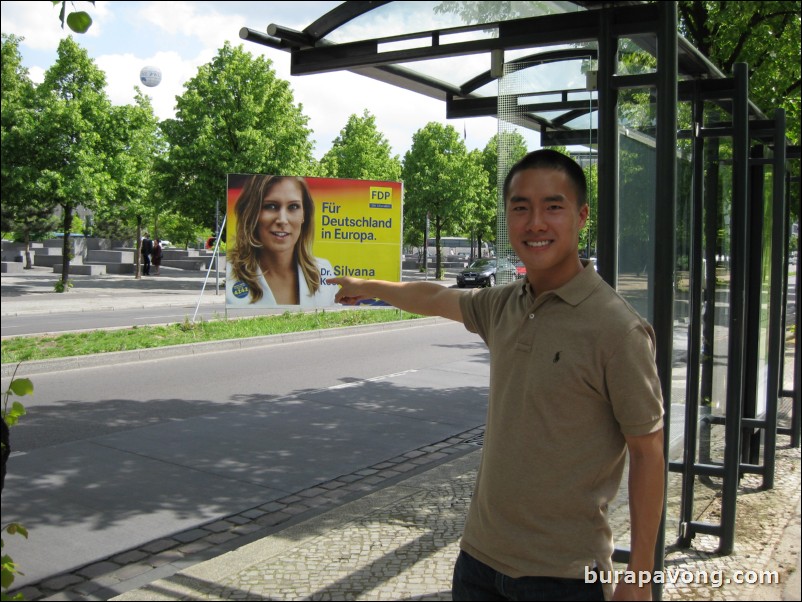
[1,320,489,589]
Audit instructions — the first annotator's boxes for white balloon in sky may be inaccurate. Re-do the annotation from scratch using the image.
[139,66,162,88]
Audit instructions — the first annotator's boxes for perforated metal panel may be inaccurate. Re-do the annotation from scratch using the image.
[495,63,526,284]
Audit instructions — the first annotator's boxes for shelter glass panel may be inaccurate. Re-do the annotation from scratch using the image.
[618,38,658,76]
[756,165,774,419]
[323,1,586,45]
[673,118,694,461]
[699,133,733,469]
[617,89,657,321]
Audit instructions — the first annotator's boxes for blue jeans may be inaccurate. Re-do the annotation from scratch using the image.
[452,550,604,601]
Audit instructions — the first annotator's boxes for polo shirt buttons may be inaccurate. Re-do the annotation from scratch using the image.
[529,313,535,319]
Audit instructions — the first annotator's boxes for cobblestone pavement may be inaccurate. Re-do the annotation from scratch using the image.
[109,444,800,602]
[660,443,801,601]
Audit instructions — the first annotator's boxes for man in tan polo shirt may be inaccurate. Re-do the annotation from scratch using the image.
[330,149,665,601]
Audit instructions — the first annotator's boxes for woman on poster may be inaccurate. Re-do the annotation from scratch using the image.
[226,175,338,308]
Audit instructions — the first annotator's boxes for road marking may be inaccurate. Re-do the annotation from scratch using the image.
[328,370,419,390]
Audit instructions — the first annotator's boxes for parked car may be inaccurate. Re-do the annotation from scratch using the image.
[456,258,517,288]
[514,260,527,279]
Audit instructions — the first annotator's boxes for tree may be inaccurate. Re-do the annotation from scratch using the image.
[1,33,55,269]
[160,42,315,231]
[320,110,402,181]
[29,37,114,290]
[101,91,164,278]
[1,34,31,228]
[402,122,487,278]
[678,1,801,144]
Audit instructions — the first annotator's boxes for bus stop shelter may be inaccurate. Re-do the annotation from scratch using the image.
[241,0,800,589]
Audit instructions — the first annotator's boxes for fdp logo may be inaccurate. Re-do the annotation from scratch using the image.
[369,187,392,202]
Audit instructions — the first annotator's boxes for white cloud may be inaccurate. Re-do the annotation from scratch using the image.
[1,0,70,51]
[138,0,242,49]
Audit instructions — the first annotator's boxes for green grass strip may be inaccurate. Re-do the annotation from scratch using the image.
[1,309,423,363]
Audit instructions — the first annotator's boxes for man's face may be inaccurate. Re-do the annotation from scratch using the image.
[506,167,588,291]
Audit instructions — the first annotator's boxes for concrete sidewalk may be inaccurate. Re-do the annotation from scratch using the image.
[1,265,227,316]
[2,267,800,601]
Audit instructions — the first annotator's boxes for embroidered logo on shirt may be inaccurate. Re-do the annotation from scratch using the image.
[553,351,561,363]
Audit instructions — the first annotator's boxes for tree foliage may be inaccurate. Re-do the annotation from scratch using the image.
[3,36,97,271]
[29,37,114,289]
[402,122,487,278]
[320,110,401,181]
[678,1,801,121]
[99,91,163,277]
[160,42,315,230]
[1,33,40,242]
[434,1,544,22]
[679,1,800,142]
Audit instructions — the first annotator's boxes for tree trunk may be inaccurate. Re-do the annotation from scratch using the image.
[23,234,33,269]
[59,204,73,291]
[435,221,444,280]
[135,215,143,279]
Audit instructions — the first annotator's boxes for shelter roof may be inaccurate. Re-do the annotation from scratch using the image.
[241,1,751,141]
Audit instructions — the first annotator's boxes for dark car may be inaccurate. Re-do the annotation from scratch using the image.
[456,258,517,288]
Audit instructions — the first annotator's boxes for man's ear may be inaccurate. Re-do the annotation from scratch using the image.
[578,203,589,229]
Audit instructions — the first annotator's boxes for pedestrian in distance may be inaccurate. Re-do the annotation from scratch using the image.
[226,175,337,307]
[330,149,665,601]
[152,238,163,275]
[141,232,153,276]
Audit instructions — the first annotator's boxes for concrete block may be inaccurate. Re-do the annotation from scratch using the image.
[86,250,135,263]
[1,261,24,273]
[101,263,136,275]
[161,259,215,271]
[53,263,105,275]
[36,255,83,267]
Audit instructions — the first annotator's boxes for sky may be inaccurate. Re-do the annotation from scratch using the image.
[0,0,540,161]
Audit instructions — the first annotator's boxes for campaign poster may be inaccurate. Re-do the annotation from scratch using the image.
[225,174,403,309]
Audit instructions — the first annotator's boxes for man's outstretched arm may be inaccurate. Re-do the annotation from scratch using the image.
[329,277,465,323]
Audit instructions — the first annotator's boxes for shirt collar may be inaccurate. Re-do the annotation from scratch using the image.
[519,259,601,307]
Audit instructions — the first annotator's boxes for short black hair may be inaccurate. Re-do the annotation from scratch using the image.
[502,149,587,206]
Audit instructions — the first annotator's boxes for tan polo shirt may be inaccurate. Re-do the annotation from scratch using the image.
[459,261,664,580]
